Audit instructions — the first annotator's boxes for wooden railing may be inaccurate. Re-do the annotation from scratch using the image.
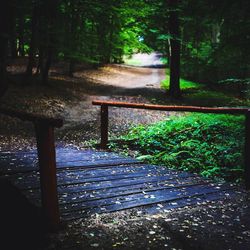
[92,100,250,189]
[0,107,63,229]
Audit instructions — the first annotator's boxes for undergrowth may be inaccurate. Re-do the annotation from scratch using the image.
[110,114,245,183]
[161,77,202,90]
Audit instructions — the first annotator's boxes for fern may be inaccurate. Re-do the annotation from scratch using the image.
[116,113,245,182]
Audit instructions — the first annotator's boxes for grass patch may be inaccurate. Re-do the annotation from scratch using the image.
[161,77,202,90]
[111,113,245,183]
[160,75,250,107]
[183,90,238,106]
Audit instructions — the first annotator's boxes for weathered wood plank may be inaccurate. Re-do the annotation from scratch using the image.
[0,158,140,174]
[63,184,231,211]
[24,176,211,203]
[143,189,237,214]
[0,147,240,221]
[0,149,140,174]
[0,148,124,159]
[10,169,195,190]
[61,186,235,220]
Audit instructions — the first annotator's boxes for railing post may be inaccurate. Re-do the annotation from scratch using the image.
[100,104,109,149]
[34,122,60,229]
[245,110,250,189]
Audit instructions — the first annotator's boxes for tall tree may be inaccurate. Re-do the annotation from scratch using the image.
[17,10,25,57]
[25,2,39,80]
[0,0,10,97]
[168,0,181,98]
[9,2,18,59]
[41,0,59,85]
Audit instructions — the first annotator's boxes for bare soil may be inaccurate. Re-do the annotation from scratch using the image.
[1,61,169,151]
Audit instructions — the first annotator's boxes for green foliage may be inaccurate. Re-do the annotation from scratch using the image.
[7,0,250,86]
[119,114,245,182]
[184,90,236,106]
[218,78,250,98]
[180,0,250,83]
[161,77,202,90]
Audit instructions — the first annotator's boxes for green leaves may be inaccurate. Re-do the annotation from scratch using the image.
[121,113,245,182]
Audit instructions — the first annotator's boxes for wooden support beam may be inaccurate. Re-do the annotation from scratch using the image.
[35,123,60,229]
[100,105,109,149]
[245,111,250,190]
[0,108,63,228]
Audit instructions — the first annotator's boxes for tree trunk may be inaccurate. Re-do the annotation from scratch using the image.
[108,15,114,63]
[10,9,17,59]
[42,49,51,85]
[168,0,181,98]
[68,59,75,77]
[26,5,38,79]
[35,46,43,75]
[0,1,10,97]
[17,13,25,57]
[41,0,58,85]
[68,2,77,77]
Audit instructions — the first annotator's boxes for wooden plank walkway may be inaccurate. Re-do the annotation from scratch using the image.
[0,146,238,221]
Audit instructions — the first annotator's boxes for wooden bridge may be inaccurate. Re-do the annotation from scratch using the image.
[0,101,249,229]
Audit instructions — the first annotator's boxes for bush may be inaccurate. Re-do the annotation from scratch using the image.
[217,78,250,98]
[119,113,245,182]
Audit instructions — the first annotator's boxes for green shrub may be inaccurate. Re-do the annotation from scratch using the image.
[120,114,245,182]
[218,78,250,98]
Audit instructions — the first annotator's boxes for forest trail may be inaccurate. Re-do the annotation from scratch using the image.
[62,55,167,129]
[2,57,169,149]
[74,53,166,90]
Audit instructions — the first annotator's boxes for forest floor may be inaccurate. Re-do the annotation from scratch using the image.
[0,58,250,250]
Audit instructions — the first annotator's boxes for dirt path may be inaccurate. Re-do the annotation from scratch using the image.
[60,64,169,146]
[1,61,169,150]
[74,64,166,89]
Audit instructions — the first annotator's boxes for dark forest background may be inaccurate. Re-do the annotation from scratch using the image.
[0,0,249,98]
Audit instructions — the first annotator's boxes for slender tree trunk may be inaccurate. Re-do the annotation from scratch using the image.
[18,13,25,57]
[41,0,58,85]
[68,2,77,77]
[0,1,10,97]
[68,59,75,77]
[108,15,114,63]
[97,13,110,64]
[35,46,42,75]
[42,58,50,85]
[26,5,38,79]
[10,7,18,59]
[168,0,181,98]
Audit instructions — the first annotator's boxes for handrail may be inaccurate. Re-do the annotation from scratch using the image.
[92,100,250,189]
[0,107,63,229]
[92,100,249,114]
